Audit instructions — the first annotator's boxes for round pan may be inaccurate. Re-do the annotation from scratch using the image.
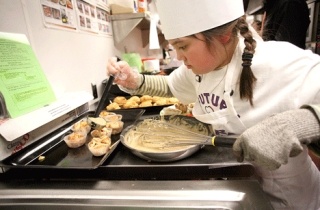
[120,115,212,162]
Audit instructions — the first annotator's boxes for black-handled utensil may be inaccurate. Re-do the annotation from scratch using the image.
[94,57,121,117]
[94,75,114,117]
[209,135,237,147]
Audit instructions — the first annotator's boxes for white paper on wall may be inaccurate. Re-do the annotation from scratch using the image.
[39,0,112,36]
[40,0,78,30]
[75,0,112,35]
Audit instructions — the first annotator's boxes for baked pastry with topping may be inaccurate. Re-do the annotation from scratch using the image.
[88,136,111,156]
[72,119,91,134]
[99,110,116,118]
[101,127,113,137]
[105,120,124,134]
[103,114,122,122]
[64,131,87,148]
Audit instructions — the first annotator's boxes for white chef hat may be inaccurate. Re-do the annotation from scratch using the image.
[155,0,244,40]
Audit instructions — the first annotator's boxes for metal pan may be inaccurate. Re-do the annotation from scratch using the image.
[106,95,174,114]
[0,109,145,169]
[120,115,213,162]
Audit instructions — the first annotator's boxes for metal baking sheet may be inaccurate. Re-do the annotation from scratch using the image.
[0,109,145,169]
[106,95,173,114]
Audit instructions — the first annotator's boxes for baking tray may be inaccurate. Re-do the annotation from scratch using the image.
[0,109,145,169]
[105,95,173,114]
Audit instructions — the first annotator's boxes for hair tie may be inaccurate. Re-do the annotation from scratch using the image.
[242,52,253,61]
[242,63,252,67]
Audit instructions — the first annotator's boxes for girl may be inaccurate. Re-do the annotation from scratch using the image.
[107,0,320,209]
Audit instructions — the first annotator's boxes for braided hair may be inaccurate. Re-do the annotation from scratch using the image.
[237,15,257,106]
[199,15,257,106]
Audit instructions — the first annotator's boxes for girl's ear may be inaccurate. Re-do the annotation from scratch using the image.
[218,32,232,44]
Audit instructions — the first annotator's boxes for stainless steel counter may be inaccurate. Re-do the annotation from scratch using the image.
[0,179,273,210]
[0,109,273,209]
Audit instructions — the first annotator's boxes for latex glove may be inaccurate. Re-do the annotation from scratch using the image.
[107,57,142,90]
[233,108,320,170]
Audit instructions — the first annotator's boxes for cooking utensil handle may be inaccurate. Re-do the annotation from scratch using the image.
[94,75,114,117]
[94,57,121,117]
[211,136,237,148]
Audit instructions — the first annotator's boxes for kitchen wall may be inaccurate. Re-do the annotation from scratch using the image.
[0,0,158,106]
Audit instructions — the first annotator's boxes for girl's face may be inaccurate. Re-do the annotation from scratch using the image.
[169,34,227,75]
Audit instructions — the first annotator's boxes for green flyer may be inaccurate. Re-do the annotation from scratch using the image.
[0,32,56,118]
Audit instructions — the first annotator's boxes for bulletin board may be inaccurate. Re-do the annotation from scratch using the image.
[39,0,112,36]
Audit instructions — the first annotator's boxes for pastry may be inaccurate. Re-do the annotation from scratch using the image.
[140,95,152,102]
[168,97,179,104]
[71,119,91,134]
[99,110,116,118]
[88,136,111,156]
[91,129,102,138]
[103,114,122,122]
[123,100,139,109]
[153,98,167,106]
[106,102,121,111]
[64,131,87,148]
[105,121,124,134]
[139,100,153,107]
[113,96,127,106]
[175,102,188,113]
[101,127,113,137]
[128,96,140,103]
[152,96,161,103]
